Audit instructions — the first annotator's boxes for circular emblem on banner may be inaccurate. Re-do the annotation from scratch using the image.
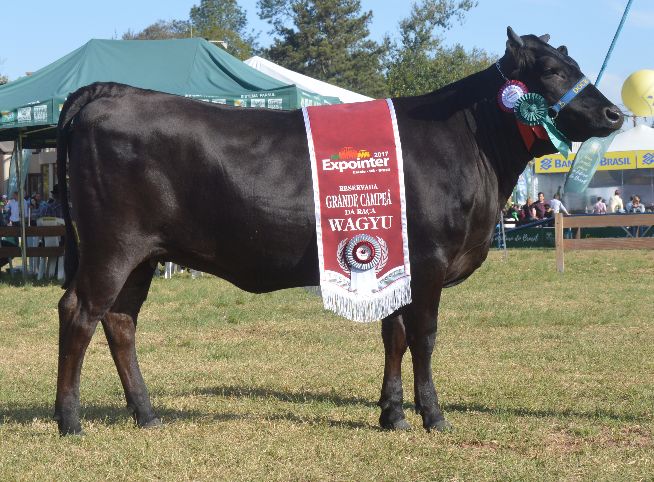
[345,234,381,271]
[497,80,528,112]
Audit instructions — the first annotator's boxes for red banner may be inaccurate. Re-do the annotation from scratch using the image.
[303,99,411,322]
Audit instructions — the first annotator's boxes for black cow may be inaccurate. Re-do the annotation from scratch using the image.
[54,28,622,435]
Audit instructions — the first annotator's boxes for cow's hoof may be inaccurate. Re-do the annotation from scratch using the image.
[58,421,84,436]
[140,417,162,429]
[379,414,412,431]
[425,419,453,433]
[388,418,412,431]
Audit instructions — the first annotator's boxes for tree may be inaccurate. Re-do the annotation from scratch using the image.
[386,0,495,97]
[189,0,257,59]
[0,58,7,85]
[122,20,191,40]
[387,44,494,97]
[258,0,388,98]
[123,0,256,60]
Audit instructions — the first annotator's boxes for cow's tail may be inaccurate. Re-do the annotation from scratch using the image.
[57,82,121,289]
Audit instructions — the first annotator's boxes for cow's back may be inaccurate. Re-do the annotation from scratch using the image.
[67,84,320,291]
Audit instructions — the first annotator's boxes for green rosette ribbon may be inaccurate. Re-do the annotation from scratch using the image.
[514,93,572,158]
[514,93,548,126]
[541,117,571,158]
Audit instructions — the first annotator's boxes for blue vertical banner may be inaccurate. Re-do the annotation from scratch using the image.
[7,148,31,197]
[515,166,529,205]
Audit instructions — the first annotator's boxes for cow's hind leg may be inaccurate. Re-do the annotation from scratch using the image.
[101,261,159,428]
[54,283,99,435]
[378,314,410,430]
[55,257,140,435]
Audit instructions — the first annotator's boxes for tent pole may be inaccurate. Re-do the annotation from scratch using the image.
[499,213,508,260]
[16,131,28,281]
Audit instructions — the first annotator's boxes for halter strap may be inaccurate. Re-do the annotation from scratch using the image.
[549,76,591,117]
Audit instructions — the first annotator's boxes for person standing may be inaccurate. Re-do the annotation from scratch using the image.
[44,184,63,218]
[608,190,624,213]
[6,191,24,226]
[530,192,547,220]
[548,193,569,215]
[0,194,7,225]
[29,193,46,225]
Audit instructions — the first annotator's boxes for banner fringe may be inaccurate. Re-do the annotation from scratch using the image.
[321,278,412,323]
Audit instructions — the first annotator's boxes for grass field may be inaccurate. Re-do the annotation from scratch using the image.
[1,249,653,481]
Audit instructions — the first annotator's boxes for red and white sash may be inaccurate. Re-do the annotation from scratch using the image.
[302,99,411,322]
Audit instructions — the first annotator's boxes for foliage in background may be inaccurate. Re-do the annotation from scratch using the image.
[386,0,495,97]
[119,0,495,97]
[122,19,192,41]
[189,0,258,59]
[387,44,494,97]
[258,0,389,98]
[0,58,8,84]
[122,0,256,59]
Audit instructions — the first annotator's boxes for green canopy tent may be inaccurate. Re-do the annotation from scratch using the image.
[0,37,339,147]
[0,37,340,277]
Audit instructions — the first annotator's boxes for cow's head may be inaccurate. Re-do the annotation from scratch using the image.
[500,27,623,141]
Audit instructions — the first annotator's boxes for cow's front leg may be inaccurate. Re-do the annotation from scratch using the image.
[378,314,410,430]
[405,282,451,432]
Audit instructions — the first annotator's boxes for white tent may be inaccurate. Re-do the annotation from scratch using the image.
[535,124,654,209]
[244,56,373,104]
[607,124,654,151]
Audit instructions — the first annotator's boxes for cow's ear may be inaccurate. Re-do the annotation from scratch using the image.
[506,26,525,50]
[539,34,550,43]
[557,45,568,56]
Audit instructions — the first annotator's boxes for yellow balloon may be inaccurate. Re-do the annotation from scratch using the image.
[621,70,654,116]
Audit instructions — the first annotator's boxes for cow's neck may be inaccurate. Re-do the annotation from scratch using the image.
[456,65,557,201]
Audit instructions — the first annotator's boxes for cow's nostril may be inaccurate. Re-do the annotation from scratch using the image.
[605,107,623,124]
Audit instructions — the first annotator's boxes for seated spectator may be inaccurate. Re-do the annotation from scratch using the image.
[625,196,634,212]
[505,203,520,223]
[520,197,538,224]
[629,195,645,213]
[593,197,607,214]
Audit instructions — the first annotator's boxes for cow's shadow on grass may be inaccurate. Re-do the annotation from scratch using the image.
[1,402,374,431]
[0,404,215,427]
[2,386,647,429]
[0,273,64,287]
[195,385,381,409]
[195,385,649,423]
